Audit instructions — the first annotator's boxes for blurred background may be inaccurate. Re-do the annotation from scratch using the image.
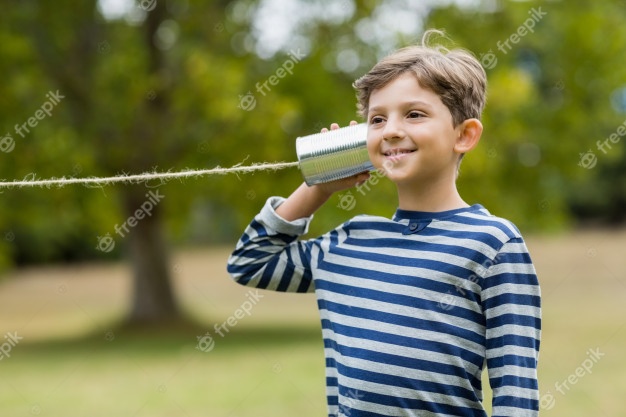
[1,0,625,416]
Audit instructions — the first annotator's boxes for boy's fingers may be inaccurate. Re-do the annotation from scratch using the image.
[355,172,370,186]
[322,122,357,133]
[322,122,356,133]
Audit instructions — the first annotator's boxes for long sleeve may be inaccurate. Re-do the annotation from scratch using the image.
[481,237,541,417]
[226,196,318,293]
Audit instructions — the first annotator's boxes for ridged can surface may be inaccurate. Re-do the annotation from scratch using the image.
[296,123,373,186]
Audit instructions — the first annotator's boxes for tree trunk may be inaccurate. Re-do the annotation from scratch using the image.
[122,186,180,323]
[123,1,181,325]
[27,1,184,325]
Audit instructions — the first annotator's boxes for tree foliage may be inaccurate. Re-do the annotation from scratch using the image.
[1,0,624,275]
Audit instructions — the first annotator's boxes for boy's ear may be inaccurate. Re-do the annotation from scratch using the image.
[454,118,483,154]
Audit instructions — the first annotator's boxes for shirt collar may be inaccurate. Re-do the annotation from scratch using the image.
[392,204,485,222]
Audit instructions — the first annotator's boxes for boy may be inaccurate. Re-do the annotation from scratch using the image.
[227,31,541,417]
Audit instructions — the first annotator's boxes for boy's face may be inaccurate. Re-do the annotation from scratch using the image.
[366,72,464,187]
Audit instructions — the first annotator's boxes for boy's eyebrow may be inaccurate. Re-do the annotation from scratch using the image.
[368,100,434,114]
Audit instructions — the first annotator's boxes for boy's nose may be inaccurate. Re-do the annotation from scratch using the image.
[382,119,403,141]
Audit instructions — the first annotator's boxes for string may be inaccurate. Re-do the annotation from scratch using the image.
[0,161,300,189]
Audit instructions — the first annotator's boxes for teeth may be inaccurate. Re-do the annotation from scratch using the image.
[384,149,414,156]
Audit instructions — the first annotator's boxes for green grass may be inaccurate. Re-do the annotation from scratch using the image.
[1,325,327,417]
[1,230,626,416]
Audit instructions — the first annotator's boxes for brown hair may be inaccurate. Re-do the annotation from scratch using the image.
[353,30,486,126]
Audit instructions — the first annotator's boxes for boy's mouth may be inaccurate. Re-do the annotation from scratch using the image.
[382,148,416,159]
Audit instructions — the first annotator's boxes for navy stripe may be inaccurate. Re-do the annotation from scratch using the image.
[483,293,541,310]
[483,272,539,288]
[486,313,541,329]
[488,353,539,369]
[257,258,278,289]
[486,333,540,350]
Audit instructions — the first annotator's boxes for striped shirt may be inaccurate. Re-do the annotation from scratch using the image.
[227,197,541,417]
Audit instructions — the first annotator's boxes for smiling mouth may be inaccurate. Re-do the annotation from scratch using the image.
[382,148,416,157]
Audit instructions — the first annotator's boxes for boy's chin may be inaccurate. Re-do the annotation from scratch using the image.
[372,158,402,173]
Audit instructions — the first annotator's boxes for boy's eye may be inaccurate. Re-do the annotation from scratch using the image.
[408,111,424,119]
[369,116,385,124]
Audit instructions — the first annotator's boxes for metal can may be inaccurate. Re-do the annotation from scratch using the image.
[296,123,373,186]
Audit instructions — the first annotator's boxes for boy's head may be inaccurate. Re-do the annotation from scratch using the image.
[353,30,486,127]
[352,30,486,192]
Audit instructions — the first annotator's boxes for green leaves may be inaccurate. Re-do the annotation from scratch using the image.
[1,0,624,267]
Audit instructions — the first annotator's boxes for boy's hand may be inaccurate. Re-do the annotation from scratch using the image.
[275,121,370,222]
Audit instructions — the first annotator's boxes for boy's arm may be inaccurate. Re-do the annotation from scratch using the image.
[482,237,542,417]
[275,174,369,221]
[226,196,318,293]
[227,122,369,292]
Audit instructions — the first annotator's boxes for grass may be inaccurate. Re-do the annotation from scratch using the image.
[1,229,626,416]
[1,325,327,417]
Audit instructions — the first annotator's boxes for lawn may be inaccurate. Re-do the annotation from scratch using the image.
[1,229,625,416]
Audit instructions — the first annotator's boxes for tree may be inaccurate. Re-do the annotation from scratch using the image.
[0,0,302,323]
[24,1,182,321]
[2,0,624,308]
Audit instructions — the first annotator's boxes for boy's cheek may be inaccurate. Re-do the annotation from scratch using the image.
[366,147,382,169]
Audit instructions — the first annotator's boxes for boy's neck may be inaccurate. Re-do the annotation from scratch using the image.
[395,176,469,213]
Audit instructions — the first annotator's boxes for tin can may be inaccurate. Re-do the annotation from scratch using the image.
[296,123,373,186]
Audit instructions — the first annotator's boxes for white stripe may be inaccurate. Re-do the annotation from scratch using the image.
[491,406,538,417]
[482,282,539,300]
[487,363,538,380]
[485,303,541,320]
[457,211,520,238]
[487,321,540,339]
